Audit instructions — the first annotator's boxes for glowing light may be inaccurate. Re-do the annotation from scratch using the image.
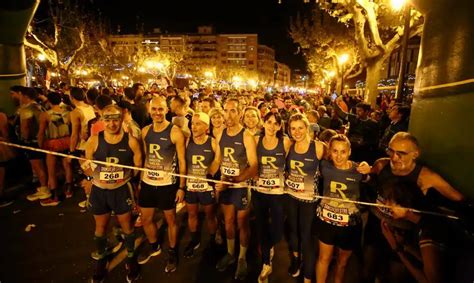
[391,0,406,11]
[338,53,349,65]
[37,54,46,61]
[138,67,146,73]
[122,76,129,80]
[81,70,88,76]
[204,71,214,78]
[248,79,258,88]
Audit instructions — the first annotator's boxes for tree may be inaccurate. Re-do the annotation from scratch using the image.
[24,0,87,81]
[318,0,423,107]
[139,45,193,86]
[290,8,362,94]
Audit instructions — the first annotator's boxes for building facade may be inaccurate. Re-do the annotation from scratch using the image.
[108,27,290,86]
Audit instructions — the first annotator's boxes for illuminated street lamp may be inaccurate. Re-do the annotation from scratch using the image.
[338,53,350,95]
[37,53,46,62]
[391,0,405,11]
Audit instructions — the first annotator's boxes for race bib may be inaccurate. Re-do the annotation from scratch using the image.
[286,179,304,192]
[187,181,209,191]
[258,178,280,188]
[99,171,124,181]
[222,166,240,177]
[322,208,349,226]
[146,169,165,180]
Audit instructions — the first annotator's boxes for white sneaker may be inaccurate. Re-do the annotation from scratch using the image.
[258,264,272,282]
[27,187,51,201]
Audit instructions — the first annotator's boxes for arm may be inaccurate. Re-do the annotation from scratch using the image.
[128,135,143,177]
[234,129,258,183]
[19,109,33,141]
[371,158,390,175]
[283,136,292,156]
[69,110,81,152]
[315,140,326,161]
[418,167,464,201]
[208,137,221,176]
[171,126,186,202]
[84,135,99,177]
[37,112,49,148]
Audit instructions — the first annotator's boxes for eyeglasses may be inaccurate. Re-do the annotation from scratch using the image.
[386,147,413,158]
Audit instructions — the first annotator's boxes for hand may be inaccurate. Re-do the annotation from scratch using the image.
[381,220,397,250]
[357,161,372,175]
[215,182,228,192]
[80,179,92,195]
[175,189,185,203]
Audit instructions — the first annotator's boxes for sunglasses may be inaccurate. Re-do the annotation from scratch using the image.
[386,147,413,158]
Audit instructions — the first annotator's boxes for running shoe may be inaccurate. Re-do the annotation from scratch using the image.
[165,248,178,273]
[40,197,60,207]
[78,199,88,208]
[91,257,108,283]
[27,187,51,201]
[234,258,248,280]
[216,253,235,271]
[137,243,161,265]
[125,257,140,283]
[288,255,301,278]
[258,263,272,282]
[183,241,200,258]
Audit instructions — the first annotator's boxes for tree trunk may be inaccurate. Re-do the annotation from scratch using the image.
[364,58,384,108]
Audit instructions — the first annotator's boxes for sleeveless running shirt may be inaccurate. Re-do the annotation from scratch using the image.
[256,137,285,195]
[142,123,177,186]
[219,128,249,188]
[76,104,96,150]
[317,160,363,226]
[92,132,133,189]
[186,136,214,192]
[374,162,423,218]
[285,141,320,202]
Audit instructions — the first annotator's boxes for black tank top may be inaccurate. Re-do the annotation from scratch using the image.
[142,123,177,186]
[285,141,320,202]
[186,136,214,192]
[374,162,423,218]
[256,137,286,194]
[317,160,363,226]
[219,128,249,187]
[92,132,133,189]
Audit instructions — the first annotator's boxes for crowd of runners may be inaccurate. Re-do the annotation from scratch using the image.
[1,83,472,283]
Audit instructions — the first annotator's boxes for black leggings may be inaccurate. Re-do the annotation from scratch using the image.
[252,191,284,264]
[285,195,316,280]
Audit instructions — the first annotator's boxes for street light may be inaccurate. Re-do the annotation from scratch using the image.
[392,0,410,102]
[338,53,349,95]
[37,53,46,62]
[391,0,406,11]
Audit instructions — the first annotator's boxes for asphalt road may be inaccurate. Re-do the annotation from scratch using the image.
[0,180,359,283]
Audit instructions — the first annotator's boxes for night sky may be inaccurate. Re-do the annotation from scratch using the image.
[37,0,309,71]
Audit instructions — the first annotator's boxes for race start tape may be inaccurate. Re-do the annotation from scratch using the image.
[0,140,460,220]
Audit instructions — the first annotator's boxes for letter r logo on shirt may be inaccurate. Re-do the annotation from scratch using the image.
[223,147,237,163]
[192,155,207,168]
[290,160,307,176]
[261,156,278,170]
[149,143,164,160]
